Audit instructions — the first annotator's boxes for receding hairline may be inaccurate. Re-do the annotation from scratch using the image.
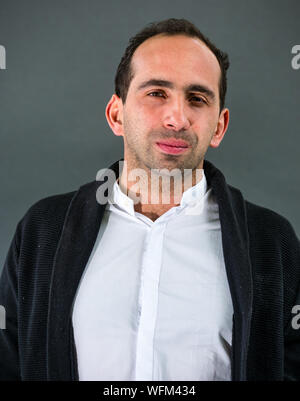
[132,32,220,65]
[128,33,222,99]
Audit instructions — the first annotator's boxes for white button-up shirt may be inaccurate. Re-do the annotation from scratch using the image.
[72,170,233,381]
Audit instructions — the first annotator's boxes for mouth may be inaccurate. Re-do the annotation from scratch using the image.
[156,140,190,155]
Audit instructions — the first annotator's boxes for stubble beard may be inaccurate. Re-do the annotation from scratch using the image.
[123,122,204,177]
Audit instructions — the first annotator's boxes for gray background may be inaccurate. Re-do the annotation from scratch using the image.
[0,0,299,271]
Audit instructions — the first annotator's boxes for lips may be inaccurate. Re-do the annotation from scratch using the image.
[156,139,189,148]
[156,139,190,155]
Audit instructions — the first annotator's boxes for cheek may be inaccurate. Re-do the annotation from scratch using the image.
[193,109,219,133]
[135,96,169,122]
[139,99,160,116]
[133,105,161,131]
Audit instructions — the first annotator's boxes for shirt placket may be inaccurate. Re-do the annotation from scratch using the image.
[134,217,168,380]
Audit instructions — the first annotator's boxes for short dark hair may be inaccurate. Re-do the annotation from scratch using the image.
[114,18,230,112]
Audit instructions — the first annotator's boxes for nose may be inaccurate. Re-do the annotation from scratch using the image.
[162,95,191,132]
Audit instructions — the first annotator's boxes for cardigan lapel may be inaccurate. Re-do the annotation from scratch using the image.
[204,160,253,381]
[46,158,253,381]
[46,159,121,380]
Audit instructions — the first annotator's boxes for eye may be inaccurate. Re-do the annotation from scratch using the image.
[148,91,164,97]
[147,92,207,105]
[190,96,206,104]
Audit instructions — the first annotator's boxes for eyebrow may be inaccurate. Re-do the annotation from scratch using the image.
[136,79,216,101]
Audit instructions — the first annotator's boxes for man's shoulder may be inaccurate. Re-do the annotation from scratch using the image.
[26,179,98,213]
[225,183,294,230]
[230,188,299,244]
[17,180,98,235]
[244,198,294,232]
[24,190,77,222]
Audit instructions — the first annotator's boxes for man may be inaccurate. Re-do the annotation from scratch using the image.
[0,18,300,381]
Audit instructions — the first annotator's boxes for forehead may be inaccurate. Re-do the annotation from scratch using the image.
[130,34,221,92]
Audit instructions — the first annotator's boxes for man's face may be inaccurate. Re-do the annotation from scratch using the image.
[107,34,229,174]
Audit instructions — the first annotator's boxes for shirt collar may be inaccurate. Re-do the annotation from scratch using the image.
[108,169,207,217]
[180,170,207,208]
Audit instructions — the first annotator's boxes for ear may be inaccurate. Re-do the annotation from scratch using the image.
[209,108,230,148]
[105,94,124,137]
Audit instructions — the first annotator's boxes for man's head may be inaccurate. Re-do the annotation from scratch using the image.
[115,18,229,113]
[106,18,230,174]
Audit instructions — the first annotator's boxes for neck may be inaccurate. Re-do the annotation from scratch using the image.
[118,161,204,221]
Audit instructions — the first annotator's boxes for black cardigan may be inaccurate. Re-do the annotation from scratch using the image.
[1,159,300,381]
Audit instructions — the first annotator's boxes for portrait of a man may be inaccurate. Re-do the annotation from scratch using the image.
[0,4,299,383]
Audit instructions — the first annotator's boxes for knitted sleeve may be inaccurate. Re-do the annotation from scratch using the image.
[283,222,300,381]
[0,220,23,380]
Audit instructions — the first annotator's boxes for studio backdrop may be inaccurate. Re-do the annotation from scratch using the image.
[0,0,299,270]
